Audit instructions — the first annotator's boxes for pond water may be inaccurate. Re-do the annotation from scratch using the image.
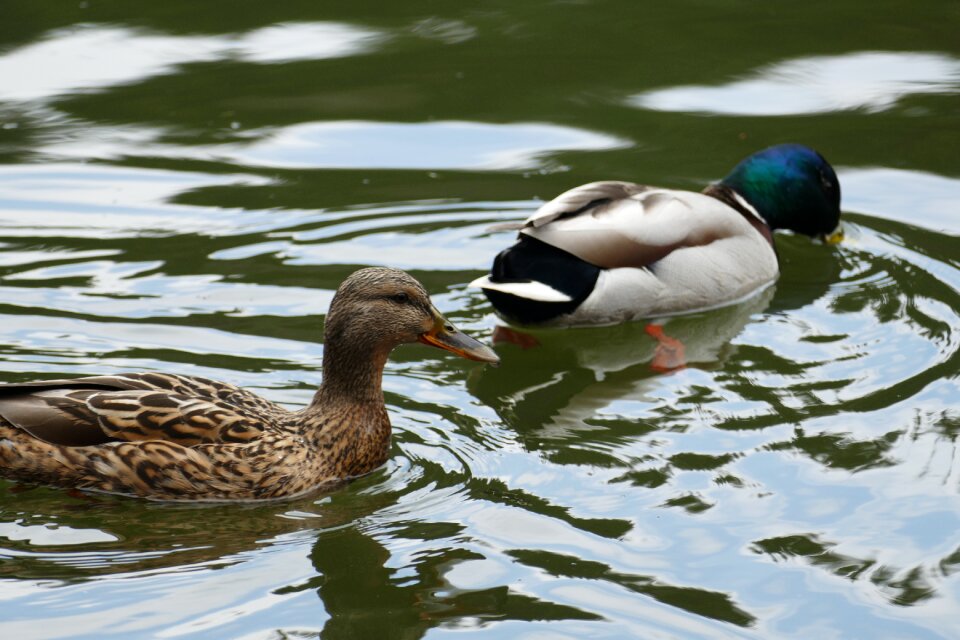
[1,2,958,638]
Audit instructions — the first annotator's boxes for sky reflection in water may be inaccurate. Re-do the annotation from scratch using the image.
[631,52,960,115]
[0,22,384,102]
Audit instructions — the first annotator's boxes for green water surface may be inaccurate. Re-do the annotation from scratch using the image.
[0,1,958,638]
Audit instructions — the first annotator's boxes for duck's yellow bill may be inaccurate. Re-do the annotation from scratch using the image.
[418,310,500,365]
[822,225,844,245]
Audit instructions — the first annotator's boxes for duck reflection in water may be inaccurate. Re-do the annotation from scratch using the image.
[305,520,757,638]
[469,286,774,439]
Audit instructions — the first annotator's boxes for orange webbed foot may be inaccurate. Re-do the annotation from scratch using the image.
[645,323,686,372]
[492,326,541,350]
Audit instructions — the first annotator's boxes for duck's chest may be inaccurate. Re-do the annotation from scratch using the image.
[258,409,391,495]
[314,410,392,478]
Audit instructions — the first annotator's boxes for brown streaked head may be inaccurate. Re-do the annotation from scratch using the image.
[325,267,499,365]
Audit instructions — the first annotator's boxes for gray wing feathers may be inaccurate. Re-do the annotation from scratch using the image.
[521,186,740,270]
[0,389,112,446]
[525,181,649,228]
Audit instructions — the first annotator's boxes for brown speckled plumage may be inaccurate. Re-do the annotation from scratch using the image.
[0,268,498,501]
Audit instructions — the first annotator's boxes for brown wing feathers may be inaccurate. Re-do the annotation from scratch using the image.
[0,376,266,448]
[87,391,265,446]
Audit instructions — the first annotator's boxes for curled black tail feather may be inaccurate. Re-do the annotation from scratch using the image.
[485,235,600,325]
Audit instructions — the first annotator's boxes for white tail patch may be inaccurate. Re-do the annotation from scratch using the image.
[469,276,573,302]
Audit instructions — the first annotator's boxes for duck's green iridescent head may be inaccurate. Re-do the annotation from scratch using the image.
[719,144,841,237]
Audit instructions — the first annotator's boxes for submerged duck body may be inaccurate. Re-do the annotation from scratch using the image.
[472,144,841,326]
[0,268,499,501]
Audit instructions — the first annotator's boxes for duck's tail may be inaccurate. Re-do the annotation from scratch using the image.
[471,235,600,325]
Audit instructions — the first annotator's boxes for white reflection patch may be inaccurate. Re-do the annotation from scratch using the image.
[41,120,627,171]
[37,115,632,171]
[0,163,315,239]
[0,521,117,545]
[207,121,628,170]
[840,168,960,235]
[0,22,383,102]
[234,22,381,63]
[630,52,960,115]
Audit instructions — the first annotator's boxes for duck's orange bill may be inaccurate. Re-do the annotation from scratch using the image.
[418,310,500,365]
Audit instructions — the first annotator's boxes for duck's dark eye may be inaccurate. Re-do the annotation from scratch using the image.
[391,292,410,304]
[819,169,834,192]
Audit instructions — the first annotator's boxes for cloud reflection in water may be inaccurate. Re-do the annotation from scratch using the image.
[0,22,384,102]
[630,52,960,116]
[216,121,629,171]
[38,120,629,172]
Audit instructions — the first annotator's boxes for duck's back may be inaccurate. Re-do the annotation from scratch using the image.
[478,183,779,325]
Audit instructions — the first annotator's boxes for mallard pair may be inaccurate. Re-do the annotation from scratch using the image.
[0,144,841,501]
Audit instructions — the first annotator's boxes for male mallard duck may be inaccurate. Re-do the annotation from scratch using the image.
[0,268,499,501]
[471,144,842,326]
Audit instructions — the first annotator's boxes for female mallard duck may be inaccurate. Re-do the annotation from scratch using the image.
[0,268,499,501]
[471,144,842,326]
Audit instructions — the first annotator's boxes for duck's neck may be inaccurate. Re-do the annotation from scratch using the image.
[311,338,392,409]
[302,338,393,479]
[703,183,774,247]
